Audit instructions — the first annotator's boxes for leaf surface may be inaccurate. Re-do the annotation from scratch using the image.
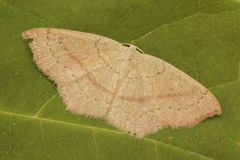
[0,0,240,159]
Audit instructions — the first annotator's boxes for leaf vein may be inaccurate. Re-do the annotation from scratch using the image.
[153,141,158,160]
[92,130,99,160]
[39,120,46,145]
[129,13,200,43]
[35,94,57,117]
[0,110,213,160]
[208,79,239,90]
[2,0,53,26]
[129,4,236,44]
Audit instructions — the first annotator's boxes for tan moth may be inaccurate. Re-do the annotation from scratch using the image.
[22,28,222,138]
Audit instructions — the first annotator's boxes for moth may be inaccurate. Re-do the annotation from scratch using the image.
[22,28,222,138]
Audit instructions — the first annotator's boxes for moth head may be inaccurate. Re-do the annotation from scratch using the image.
[121,43,144,53]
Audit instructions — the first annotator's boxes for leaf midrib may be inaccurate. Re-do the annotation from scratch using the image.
[2,79,239,160]
[1,1,239,159]
[0,109,213,160]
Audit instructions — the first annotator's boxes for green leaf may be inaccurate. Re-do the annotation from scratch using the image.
[0,0,239,159]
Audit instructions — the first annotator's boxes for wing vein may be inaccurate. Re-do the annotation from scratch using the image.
[103,56,131,117]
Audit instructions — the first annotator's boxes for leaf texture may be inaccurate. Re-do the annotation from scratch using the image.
[0,0,240,159]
